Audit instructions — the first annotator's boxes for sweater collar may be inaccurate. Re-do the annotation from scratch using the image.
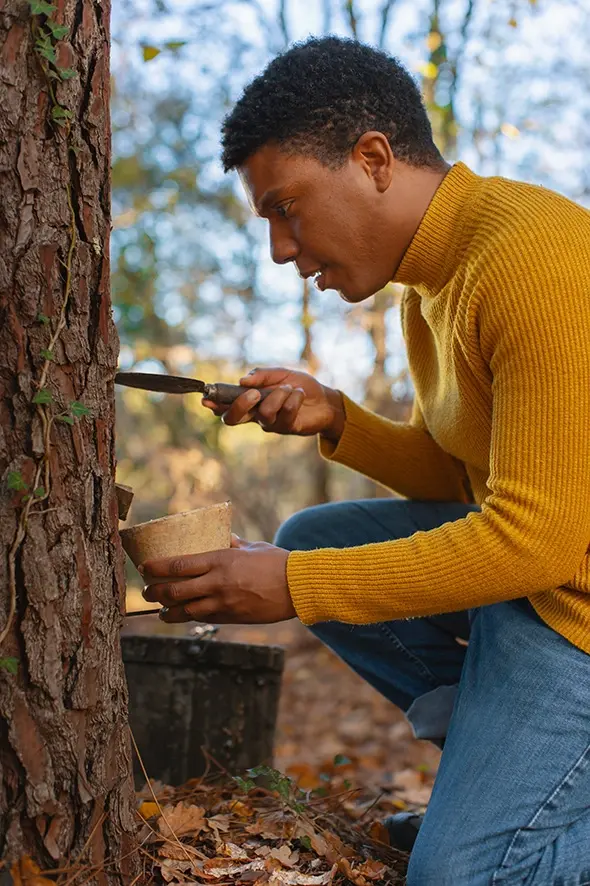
[393,161,481,296]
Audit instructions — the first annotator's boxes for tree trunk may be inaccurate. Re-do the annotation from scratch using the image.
[0,1,138,879]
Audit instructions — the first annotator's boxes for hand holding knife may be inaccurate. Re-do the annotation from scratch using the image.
[114,371,273,406]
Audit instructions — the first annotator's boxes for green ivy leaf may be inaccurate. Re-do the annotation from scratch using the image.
[298,836,312,851]
[58,68,76,80]
[142,45,161,62]
[33,388,53,405]
[37,42,57,64]
[56,414,74,425]
[34,486,46,498]
[40,348,54,361]
[164,41,187,51]
[7,471,28,492]
[233,775,256,793]
[51,105,73,121]
[0,658,19,675]
[37,312,50,326]
[70,401,91,418]
[48,22,69,39]
[30,0,56,14]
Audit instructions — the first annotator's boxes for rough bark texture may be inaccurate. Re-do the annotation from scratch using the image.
[0,0,138,878]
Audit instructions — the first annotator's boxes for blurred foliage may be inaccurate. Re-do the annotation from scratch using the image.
[111,0,590,593]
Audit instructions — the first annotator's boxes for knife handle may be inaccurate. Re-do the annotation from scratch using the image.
[205,383,275,407]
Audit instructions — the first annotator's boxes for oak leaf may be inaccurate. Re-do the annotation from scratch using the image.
[158,802,207,838]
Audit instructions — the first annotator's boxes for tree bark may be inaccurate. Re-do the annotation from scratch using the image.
[0,0,138,879]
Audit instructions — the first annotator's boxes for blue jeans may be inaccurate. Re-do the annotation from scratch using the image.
[275,499,590,886]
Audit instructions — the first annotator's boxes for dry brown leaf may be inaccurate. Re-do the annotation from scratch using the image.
[159,842,200,861]
[337,858,368,886]
[219,841,251,859]
[10,857,55,886]
[201,859,266,880]
[285,763,323,790]
[268,863,337,886]
[159,802,207,839]
[367,821,390,845]
[159,858,193,883]
[267,846,300,868]
[357,860,387,880]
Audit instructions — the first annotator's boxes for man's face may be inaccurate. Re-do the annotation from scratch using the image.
[240,142,405,303]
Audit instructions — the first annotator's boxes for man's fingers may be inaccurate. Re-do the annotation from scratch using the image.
[239,367,291,388]
[160,597,220,624]
[256,385,295,426]
[219,389,261,427]
[143,576,213,605]
[140,551,216,582]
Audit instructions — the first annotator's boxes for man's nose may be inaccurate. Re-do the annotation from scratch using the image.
[269,226,299,265]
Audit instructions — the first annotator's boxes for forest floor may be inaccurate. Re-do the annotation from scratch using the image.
[122,609,441,885]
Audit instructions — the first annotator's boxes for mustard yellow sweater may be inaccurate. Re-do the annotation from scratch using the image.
[287,162,590,655]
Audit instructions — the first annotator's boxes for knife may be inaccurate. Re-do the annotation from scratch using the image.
[115,371,274,407]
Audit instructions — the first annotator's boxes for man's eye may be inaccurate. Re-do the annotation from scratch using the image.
[275,203,293,219]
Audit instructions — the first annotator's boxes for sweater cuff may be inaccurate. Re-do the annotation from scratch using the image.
[318,393,374,469]
[287,549,334,625]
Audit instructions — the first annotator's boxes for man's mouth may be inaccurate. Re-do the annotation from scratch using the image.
[312,268,327,291]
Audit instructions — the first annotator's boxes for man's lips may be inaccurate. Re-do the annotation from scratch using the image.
[298,266,328,290]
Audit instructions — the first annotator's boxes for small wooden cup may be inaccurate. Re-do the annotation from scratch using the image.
[119,501,232,583]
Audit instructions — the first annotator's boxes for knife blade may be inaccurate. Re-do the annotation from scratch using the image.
[114,371,273,407]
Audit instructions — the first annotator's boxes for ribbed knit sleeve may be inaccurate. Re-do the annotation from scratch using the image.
[319,394,471,503]
[288,271,590,627]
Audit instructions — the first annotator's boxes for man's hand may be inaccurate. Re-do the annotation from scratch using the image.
[140,535,295,624]
[202,367,345,442]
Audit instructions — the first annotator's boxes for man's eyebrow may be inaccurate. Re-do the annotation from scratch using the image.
[256,187,283,215]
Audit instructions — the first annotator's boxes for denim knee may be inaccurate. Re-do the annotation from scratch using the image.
[273,503,334,551]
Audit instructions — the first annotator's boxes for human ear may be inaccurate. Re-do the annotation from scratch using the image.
[351,131,394,192]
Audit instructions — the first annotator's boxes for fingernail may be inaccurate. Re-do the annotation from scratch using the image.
[295,387,305,394]
[281,385,293,393]
[246,390,261,403]
[158,607,168,620]
[137,564,144,576]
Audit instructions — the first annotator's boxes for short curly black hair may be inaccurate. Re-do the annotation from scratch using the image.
[221,36,442,172]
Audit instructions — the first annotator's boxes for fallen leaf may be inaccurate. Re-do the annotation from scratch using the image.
[229,800,253,820]
[159,803,207,839]
[220,842,251,859]
[201,859,266,880]
[10,857,56,885]
[357,860,386,880]
[367,821,390,845]
[159,858,193,883]
[338,858,373,886]
[267,846,300,868]
[138,801,161,819]
[268,863,337,885]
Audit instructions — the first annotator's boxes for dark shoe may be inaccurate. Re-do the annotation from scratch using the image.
[382,812,423,852]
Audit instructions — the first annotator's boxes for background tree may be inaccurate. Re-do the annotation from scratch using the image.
[0,0,137,876]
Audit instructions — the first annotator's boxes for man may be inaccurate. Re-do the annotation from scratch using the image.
[141,37,590,885]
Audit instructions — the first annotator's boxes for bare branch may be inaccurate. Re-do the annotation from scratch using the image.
[343,0,359,38]
[278,0,290,45]
[448,0,477,110]
[378,0,399,49]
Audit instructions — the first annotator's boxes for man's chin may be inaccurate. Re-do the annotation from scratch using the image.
[337,284,379,304]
